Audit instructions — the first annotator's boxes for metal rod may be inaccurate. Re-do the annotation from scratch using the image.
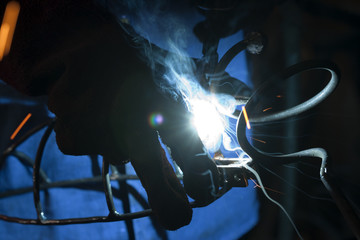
[1,119,52,165]
[116,164,135,240]
[11,150,51,183]
[0,174,139,198]
[0,209,152,225]
[320,162,360,239]
[33,120,55,222]
[102,158,119,217]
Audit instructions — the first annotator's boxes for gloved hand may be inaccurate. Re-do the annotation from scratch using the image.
[0,0,219,230]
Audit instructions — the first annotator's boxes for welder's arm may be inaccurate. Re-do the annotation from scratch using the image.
[0,0,200,230]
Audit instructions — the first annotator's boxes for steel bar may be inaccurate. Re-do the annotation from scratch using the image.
[0,210,152,225]
[102,159,119,216]
[0,174,139,198]
[33,120,55,221]
[320,160,360,239]
[1,119,52,165]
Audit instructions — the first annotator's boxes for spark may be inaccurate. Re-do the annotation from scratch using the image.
[10,113,32,140]
[245,165,303,240]
[242,106,251,129]
[0,1,20,60]
[250,178,283,194]
[250,137,266,144]
[276,95,283,98]
[262,107,272,112]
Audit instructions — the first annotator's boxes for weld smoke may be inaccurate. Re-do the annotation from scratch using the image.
[103,0,242,154]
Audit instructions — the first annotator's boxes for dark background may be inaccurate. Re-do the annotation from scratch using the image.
[242,0,360,239]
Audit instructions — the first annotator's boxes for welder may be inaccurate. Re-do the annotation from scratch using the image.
[0,0,228,230]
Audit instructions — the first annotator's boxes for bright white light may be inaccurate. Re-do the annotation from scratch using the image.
[191,99,224,152]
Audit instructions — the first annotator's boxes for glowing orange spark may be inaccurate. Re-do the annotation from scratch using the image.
[0,1,20,60]
[250,137,266,144]
[276,95,283,98]
[242,106,251,129]
[262,107,272,112]
[10,113,32,140]
[250,178,283,195]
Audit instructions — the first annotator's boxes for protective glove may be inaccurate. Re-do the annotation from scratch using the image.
[0,0,219,230]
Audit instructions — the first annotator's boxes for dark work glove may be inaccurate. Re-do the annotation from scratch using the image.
[0,0,221,230]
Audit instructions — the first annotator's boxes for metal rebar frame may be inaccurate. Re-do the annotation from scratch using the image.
[0,119,153,225]
[0,118,209,228]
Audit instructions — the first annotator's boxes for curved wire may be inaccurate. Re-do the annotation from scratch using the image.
[236,60,360,238]
[236,60,340,167]
[33,120,55,221]
[249,60,340,123]
[215,32,263,74]
[244,163,304,240]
